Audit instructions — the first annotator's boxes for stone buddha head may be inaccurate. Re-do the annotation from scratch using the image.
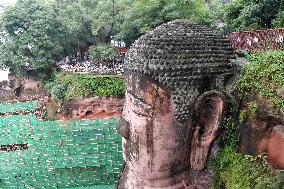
[117,20,238,189]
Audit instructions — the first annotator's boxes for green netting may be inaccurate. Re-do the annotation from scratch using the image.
[0,101,40,113]
[0,113,123,189]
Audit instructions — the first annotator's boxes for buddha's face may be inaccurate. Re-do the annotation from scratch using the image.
[117,72,224,188]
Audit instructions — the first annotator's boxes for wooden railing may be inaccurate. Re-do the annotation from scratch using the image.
[228,28,284,52]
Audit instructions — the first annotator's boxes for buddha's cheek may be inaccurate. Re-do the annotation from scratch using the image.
[124,114,154,176]
[124,110,191,180]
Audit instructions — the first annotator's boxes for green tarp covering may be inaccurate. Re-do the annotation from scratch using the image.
[0,111,123,188]
[0,101,40,113]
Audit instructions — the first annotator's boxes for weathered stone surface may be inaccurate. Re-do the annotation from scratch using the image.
[0,76,48,102]
[259,125,284,169]
[0,80,15,101]
[0,89,15,100]
[117,72,228,189]
[117,20,238,188]
[22,78,42,91]
[0,80,11,90]
[190,93,224,170]
[59,96,125,120]
[239,96,284,169]
[124,19,238,122]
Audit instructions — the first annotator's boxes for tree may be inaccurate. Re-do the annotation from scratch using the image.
[272,10,284,28]
[89,43,116,62]
[117,0,220,45]
[51,0,97,58]
[224,0,284,32]
[0,0,223,78]
[51,0,122,59]
[0,0,64,77]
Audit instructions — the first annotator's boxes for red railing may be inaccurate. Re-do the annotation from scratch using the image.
[116,47,128,54]
[228,28,284,52]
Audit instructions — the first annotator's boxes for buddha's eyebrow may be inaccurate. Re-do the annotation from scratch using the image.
[127,90,152,107]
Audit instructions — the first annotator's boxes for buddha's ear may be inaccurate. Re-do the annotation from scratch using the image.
[190,91,226,170]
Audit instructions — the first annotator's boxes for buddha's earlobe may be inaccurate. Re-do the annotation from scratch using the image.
[190,91,225,170]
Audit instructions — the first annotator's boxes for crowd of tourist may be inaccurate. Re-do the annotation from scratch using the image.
[59,61,124,75]
[55,52,125,75]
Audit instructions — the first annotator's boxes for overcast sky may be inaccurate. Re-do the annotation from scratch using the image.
[0,0,16,6]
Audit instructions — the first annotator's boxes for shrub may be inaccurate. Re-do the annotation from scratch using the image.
[237,51,284,110]
[89,43,117,62]
[45,72,125,103]
[212,146,282,189]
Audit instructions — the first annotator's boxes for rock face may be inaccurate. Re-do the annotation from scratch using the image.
[117,20,238,189]
[22,78,42,91]
[0,80,15,101]
[239,97,284,169]
[259,125,284,168]
[242,121,284,169]
[59,96,125,120]
[0,76,48,102]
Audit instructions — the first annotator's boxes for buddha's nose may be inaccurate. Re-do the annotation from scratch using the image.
[117,117,130,139]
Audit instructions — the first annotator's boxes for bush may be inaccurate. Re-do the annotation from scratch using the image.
[237,51,284,109]
[89,43,117,62]
[50,83,67,103]
[45,72,125,103]
[210,146,282,189]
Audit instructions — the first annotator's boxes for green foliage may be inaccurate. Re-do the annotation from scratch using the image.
[272,10,284,28]
[0,0,64,77]
[51,0,97,57]
[247,101,257,119]
[224,0,284,32]
[222,117,238,147]
[5,0,283,79]
[208,105,282,189]
[239,101,258,122]
[237,51,284,110]
[0,0,223,77]
[211,147,282,189]
[50,83,68,103]
[46,72,125,103]
[117,0,223,45]
[222,50,284,189]
[89,43,117,61]
[239,109,247,123]
[91,0,125,43]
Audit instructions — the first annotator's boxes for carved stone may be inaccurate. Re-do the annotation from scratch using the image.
[117,20,238,189]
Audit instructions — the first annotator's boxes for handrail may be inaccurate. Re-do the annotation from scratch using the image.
[228,28,284,52]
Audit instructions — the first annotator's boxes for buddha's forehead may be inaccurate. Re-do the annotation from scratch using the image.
[124,72,169,106]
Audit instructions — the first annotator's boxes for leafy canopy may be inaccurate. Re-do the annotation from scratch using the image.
[237,51,284,110]
[118,0,222,45]
[224,0,284,31]
[0,0,64,77]
[0,0,225,78]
